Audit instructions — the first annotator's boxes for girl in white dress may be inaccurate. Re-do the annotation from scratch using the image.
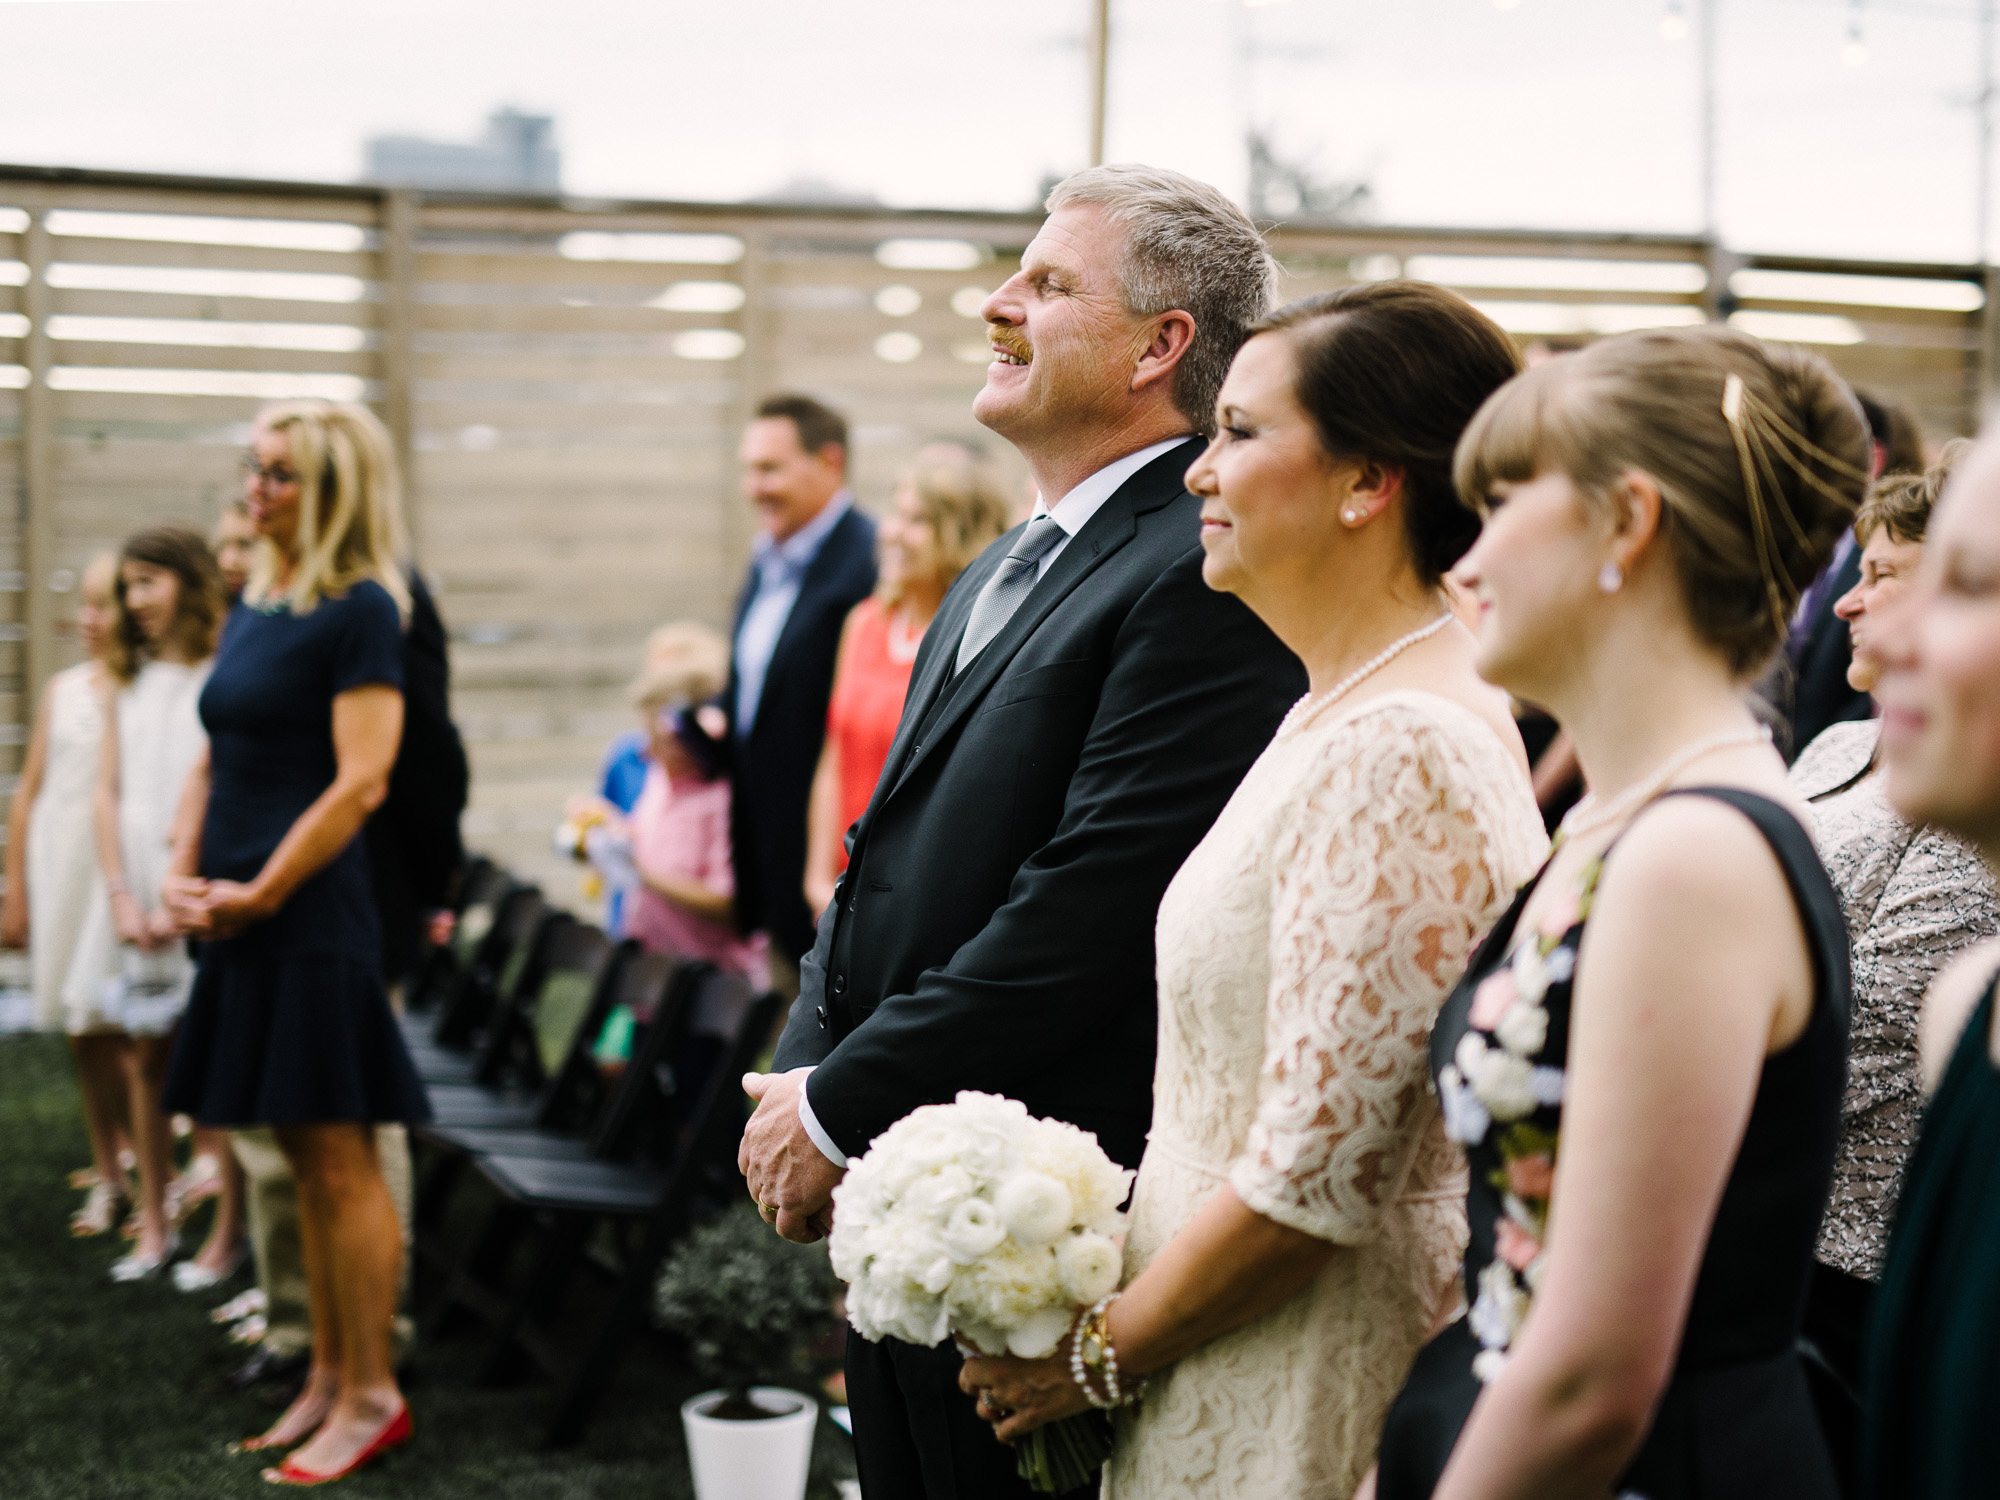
[85,526,230,1281]
[5,555,136,1235]
[963,283,1547,1497]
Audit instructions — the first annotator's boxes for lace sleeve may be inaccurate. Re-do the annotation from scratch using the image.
[1229,705,1516,1244]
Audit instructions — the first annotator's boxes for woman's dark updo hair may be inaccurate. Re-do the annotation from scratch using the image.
[1251,281,1522,586]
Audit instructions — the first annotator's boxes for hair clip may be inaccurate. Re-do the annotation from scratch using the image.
[1721,372,1746,427]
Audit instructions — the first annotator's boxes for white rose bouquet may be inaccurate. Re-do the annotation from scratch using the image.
[829,1091,1133,1493]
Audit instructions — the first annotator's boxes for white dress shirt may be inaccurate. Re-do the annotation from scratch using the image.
[793,436,1190,1170]
[733,490,853,735]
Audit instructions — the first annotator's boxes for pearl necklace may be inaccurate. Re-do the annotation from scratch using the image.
[1556,725,1774,844]
[1278,610,1458,737]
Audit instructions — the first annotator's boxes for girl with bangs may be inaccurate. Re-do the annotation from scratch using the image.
[1371,327,1864,1500]
[162,400,425,1485]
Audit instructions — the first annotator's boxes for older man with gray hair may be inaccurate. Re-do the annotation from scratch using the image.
[740,165,1304,1498]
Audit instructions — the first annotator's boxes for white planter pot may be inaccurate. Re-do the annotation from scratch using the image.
[681,1386,818,1500]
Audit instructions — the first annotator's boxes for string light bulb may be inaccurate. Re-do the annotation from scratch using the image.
[1660,1,1688,41]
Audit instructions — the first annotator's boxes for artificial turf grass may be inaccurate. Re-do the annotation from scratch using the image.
[0,1032,857,1499]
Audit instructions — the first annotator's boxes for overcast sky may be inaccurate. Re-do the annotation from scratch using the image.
[0,0,1982,264]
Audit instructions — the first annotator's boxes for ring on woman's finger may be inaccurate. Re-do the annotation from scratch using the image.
[760,1202,778,1220]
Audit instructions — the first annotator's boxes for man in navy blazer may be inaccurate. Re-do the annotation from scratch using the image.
[740,169,1303,1498]
[727,395,877,976]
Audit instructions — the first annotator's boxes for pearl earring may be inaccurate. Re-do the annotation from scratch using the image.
[1598,560,1624,594]
[1343,509,1361,524]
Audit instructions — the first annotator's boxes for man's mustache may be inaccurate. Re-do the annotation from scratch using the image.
[987,326,1032,362]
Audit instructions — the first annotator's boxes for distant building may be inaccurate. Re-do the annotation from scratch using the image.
[364,107,560,193]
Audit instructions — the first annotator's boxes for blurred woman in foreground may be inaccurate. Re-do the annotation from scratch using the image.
[1857,433,2000,1499]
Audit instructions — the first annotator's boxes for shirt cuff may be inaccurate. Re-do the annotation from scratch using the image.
[795,1068,850,1169]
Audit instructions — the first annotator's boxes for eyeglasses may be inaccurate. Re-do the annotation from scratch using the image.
[240,456,300,488]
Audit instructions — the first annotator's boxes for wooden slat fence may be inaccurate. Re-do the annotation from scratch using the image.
[2,164,1989,902]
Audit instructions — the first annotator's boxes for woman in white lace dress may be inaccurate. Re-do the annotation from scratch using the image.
[963,284,1547,1497]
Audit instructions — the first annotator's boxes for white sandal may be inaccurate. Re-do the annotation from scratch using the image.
[173,1245,249,1293]
[211,1287,267,1325]
[69,1181,128,1238]
[110,1230,181,1283]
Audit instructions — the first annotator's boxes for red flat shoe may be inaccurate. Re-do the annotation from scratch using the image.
[260,1406,412,1487]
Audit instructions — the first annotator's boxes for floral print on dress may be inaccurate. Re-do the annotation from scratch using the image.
[1436,852,1602,1383]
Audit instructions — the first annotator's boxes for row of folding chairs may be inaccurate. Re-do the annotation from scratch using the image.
[397,856,783,1447]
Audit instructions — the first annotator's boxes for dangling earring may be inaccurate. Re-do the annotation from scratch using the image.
[1597,560,1624,594]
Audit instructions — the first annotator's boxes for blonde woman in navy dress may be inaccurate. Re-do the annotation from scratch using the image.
[163,401,426,1486]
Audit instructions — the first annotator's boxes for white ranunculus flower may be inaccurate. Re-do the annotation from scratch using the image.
[1494,999,1549,1058]
[1006,1305,1075,1359]
[1459,1031,1538,1121]
[1510,940,1550,1007]
[1437,1063,1491,1145]
[995,1172,1074,1245]
[1530,1066,1566,1108]
[1471,1348,1510,1384]
[1544,946,1576,984]
[1055,1232,1121,1305]
[903,1165,976,1221]
[941,1198,1008,1263]
[957,1320,1010,1356]
[1467,1260,1527,1350]
[946,1239,1064,1331]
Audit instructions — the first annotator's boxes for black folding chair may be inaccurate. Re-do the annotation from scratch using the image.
[401,855,507,1024]
[428,968,781,1446]
[407,886,550,1085]
[411,951,700,1291]
[410,940,666,1243]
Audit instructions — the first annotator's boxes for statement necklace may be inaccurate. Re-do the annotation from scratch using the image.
[1556,725,1773,844]
[1278,609,1457,737]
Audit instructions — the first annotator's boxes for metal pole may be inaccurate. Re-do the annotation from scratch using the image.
[1979,0,1995,266]
[1088,0,1110,167]
[1700,0,1718,241]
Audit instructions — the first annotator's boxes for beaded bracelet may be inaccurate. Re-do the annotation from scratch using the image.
[1067,1293,1140,1409]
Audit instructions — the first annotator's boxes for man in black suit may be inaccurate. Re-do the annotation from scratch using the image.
[741,166,1304,1498]
[727,395,878,983]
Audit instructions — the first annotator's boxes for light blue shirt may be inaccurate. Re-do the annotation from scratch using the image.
[732,490,852,735]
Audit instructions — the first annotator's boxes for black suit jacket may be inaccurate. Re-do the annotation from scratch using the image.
[1786,541,1871,761]
[728,504,878,959]
[773,439,1306,1171]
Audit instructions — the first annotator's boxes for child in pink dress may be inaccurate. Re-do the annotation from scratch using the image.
[617,624,766,987]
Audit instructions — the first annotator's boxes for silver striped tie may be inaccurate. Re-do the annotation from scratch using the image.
[954,515,1066,672]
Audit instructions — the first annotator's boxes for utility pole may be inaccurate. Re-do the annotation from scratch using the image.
[1699,0,1718,240]
[1980,0,1995,265]
[1088,0,1110,167]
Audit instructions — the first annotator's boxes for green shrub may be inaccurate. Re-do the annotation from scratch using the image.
[654,1203,838,1414]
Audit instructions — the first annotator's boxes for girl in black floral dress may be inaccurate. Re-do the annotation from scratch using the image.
[1368,327,1867,1500]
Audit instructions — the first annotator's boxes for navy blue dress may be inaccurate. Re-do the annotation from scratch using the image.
[164,580,432,1126]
